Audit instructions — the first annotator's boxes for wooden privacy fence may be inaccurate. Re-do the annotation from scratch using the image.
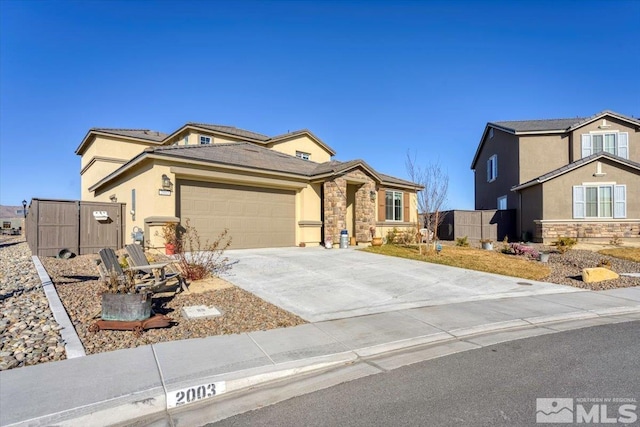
[26,199,126,257]
[437,209,516,242]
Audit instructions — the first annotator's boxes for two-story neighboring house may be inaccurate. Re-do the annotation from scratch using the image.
[77,123,420,249]
[471,110,640,243]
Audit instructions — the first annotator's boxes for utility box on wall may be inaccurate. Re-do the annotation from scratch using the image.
[25,199,126,257]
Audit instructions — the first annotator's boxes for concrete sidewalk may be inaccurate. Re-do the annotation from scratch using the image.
[2,287,640,427]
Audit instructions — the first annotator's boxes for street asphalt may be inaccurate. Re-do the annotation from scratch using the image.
[209,321,640,427]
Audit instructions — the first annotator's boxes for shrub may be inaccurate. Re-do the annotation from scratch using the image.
[386,227,399,245]
[597,259,612,269]
[501,236,510,254]
[455,236,469,247]
[174,219,232,281]
[509,243,539,259]
[609,235,623,246]
[553,236,577,254]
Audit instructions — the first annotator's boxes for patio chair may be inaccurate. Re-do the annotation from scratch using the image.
[97,248,181,297]
[124,244,188,293]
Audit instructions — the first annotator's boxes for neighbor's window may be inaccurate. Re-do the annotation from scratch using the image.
[489,128,494,139]
[385,191,403,221]
[581,132,628,158]
[573,184,626,219]
[487,154,498,182]
[199,135,212,145]
[497,195,507,210]
[296,151,311,160]
[184,135,189,145]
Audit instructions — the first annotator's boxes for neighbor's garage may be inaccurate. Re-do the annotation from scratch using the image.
[177,179,295,249]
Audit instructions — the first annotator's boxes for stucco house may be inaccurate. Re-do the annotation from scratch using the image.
[471,110,640,243]
[77,123,420,249]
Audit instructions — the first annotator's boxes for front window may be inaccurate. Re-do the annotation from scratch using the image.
[200,135,211,145]
[385,191,403,221]
[581,132,629,158]
[487,154,497,182]
[497,195,507,210]
[296,151,311,160]
[574,184,626,219]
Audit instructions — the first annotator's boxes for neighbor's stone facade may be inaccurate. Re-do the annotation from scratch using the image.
[535,221,640,243]
[323,169,376,244]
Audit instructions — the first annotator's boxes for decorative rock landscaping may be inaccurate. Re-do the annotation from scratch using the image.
[0,237,66,371]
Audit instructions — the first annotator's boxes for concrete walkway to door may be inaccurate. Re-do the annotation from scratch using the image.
[222,246,582,322]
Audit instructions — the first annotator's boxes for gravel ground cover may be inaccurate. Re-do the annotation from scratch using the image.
[40,252,306,356]
[539,248,640,290]
[1,237,638,371]
[0,237,66,371]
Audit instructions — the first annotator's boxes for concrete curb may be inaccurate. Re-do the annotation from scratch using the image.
[31,256,86,359]
[2,309,639,427]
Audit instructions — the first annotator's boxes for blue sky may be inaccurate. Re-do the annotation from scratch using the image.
[1,0,639,208]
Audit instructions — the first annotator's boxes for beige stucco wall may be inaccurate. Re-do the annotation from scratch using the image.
[91,161,176,246]
[519,134,568,183]
[569,116,640,163]
[296,183,323,245]
[474,128,519,210]
[268,135,332,163]
[80,135,158,201]
[542,159,639,220]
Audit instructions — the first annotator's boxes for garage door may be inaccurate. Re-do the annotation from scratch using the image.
[177,180,295,249]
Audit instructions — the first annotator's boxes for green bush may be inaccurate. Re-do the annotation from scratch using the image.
[552,236,577,254]
[455,236,469,247]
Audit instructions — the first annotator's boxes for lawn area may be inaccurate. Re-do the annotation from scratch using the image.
[363,244,550,281]
[598,247,640,263]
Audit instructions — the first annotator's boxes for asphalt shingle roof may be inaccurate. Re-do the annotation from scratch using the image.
[491,109,640,133]
[187,123,270,141]
[91,128,168,142]
[150,143,419,187]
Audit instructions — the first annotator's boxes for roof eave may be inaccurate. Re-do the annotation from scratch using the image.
[269,130,337,156]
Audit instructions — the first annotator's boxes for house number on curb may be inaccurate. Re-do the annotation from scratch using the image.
[166,381,226,408]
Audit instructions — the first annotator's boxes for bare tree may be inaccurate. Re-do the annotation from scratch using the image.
[405,150,449,248]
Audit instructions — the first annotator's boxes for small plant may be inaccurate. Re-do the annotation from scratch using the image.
[609,235,623,246]
[552,236,577,254]
[156,222,177,246]
[501,236,510,253]
[103,267,137,294]
[597,259,612,269]
[174,219,232,281]
[455,236,469,247]
[509,243,539,259]
[386,227,399,245]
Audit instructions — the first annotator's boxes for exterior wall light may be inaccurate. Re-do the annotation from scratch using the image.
[161,174,173,191]
[369,190,376,200]
[22,199,27,219]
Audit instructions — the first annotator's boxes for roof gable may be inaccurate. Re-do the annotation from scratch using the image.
[471,110,640,169]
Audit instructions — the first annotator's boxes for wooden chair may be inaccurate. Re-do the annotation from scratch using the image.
[97,248,182,297]
[124,244,188,293]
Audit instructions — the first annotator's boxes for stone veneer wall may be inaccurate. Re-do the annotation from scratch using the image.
[323,169,376,244]
[535,221,640,242]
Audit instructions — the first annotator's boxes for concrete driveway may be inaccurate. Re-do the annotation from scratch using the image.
[221,246,582,322]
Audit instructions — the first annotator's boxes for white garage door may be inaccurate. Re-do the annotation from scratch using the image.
[177,180,295,249]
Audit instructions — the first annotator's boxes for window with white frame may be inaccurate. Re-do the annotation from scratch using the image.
[581,132,628,159]
[385,191,403,221]
[296,151,311,160]
[487,154,498,182]
[573,184,626,219]
[199,135,212,145]
[497,195,507,210]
